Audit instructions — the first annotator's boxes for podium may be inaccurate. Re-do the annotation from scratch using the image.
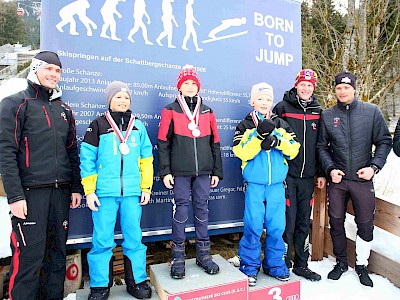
[150,254,301,300]
[77,254,301,299]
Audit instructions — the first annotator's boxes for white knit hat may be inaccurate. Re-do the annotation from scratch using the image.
[250,82,274,105]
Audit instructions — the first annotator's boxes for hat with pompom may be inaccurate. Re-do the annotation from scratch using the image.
[176,64,201,91]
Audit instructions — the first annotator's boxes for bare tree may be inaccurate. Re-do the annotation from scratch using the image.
[302,0,400,112]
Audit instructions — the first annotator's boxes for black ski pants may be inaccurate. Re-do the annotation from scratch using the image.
[283,175,315,268]
[9,186,70,300]
[327,179,375,264]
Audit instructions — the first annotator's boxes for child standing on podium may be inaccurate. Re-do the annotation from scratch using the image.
[158,65,223,279]
[233,82,300,286]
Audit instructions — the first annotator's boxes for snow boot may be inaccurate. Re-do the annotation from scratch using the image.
[88,287,110,300]
[327,261,348,280]
[355,265,373,287]
[292,266,321,281]
[171,242,185,279]
[263,266,290,281]
[124,255,152,299]
[195,240,219,275]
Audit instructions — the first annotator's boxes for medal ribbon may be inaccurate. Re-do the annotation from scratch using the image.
[177,94,201,127]
[251,110,271,127]
[105,111,135,144]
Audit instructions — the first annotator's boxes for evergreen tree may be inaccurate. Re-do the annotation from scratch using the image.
[0,1,28,46]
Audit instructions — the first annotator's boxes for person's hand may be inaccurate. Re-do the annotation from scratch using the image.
[140,192,151,205]
[210,176,219,188]
[357,167,374,180]
[330,169,345,183]
[261,135,278,150]
[10,200,27,219]
[316,177,326,189]
[163,174,174,189]
[256,119,275,138]
[70,193,82,209]
[86,193,100,211]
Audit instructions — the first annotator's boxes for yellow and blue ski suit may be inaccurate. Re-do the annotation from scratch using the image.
[233,112,299,277]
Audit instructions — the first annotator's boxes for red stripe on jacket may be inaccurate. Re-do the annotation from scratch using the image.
[282,113,320,121]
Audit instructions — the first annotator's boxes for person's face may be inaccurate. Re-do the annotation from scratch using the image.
[36,64,61,90]
[296,81,314,100]
[109,91,131,112]
[252,95,273,116]
[179,80,198,97]
[335,84,355,105]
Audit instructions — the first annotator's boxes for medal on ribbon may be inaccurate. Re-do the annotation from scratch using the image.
[105,111,135,155]
[177,94,201,137]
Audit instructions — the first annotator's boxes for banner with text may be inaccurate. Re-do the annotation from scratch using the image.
[41,0,302,242]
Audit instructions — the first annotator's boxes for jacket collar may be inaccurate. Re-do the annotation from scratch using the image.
[283,87,320,109]
[337,97,358,111]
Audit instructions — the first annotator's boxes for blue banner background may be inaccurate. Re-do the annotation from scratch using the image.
[41,0,302,242]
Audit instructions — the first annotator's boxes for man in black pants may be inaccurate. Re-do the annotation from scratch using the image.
[317,71,392,287]
[0,51,83,299]
[273,69,325,281]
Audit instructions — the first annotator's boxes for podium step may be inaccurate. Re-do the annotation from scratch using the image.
[150,254,248,300]
[76,285,161,299]
[248,272,301,300]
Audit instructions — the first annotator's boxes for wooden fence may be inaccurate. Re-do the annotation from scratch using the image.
[311,184,400,288]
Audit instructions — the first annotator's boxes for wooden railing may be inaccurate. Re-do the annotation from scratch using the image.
[311,184,400,287]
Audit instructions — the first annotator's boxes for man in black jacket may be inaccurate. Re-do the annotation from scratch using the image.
[273,69,325,281]
[0,51,83,299]
[317,71,392,287]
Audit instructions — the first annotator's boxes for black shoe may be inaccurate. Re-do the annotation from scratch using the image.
[327,262,348,280]
[292,266,321,281]
[88,287,110,300]
[127,280,152,299]
[355,265,373,287]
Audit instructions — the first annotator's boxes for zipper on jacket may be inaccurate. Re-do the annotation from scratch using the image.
[347,105,352,177]
[48,100,60,185]
[17,223,27,246]
[42,105,51,127]
[120,123,124,196]
[24,137,30,167]
[300,109,307,177]
[190,97,200,176]
[267,151,272,185]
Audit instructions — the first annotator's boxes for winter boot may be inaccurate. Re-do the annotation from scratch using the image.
[292,266,321,281]
[195,240,219,275]
[124,255,152,299]
[88,288,110,300]
[171,242,185,279]
[327,261,348,280]
[355,265,373,287]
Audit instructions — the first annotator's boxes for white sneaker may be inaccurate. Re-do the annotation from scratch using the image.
[228,255,240,267]
[248,274,257,286]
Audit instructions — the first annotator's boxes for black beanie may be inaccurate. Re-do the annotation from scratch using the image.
[34,51,62,68]
[335,71,356,89]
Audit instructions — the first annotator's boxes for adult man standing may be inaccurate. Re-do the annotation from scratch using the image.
[317,71,392,287]
[273,69,325,281]
[0,51,83,299]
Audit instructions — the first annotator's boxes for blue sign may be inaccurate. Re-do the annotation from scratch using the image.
[41,0,302,243]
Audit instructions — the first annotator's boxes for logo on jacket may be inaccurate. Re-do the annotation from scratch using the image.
[333,117,341,127]
[129,136,138,148]
[61,112,68,122]
[23,221,36,226]
[311,122,317,130]
[63,220,69,230]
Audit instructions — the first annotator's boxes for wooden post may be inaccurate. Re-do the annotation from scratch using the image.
[311,182,327,260]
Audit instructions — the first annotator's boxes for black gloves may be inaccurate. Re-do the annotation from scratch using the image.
[261,135,278,150]
[256,119,275,138]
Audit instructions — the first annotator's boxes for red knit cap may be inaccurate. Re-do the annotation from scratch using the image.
[294,69,318,90]
[177,64,201,91]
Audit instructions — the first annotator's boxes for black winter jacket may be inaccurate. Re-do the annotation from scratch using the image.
[157,97,223,179]
[273,87,323,178]
[0,81,82,204]
[393,117,400,157]
[317,98,392,181]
